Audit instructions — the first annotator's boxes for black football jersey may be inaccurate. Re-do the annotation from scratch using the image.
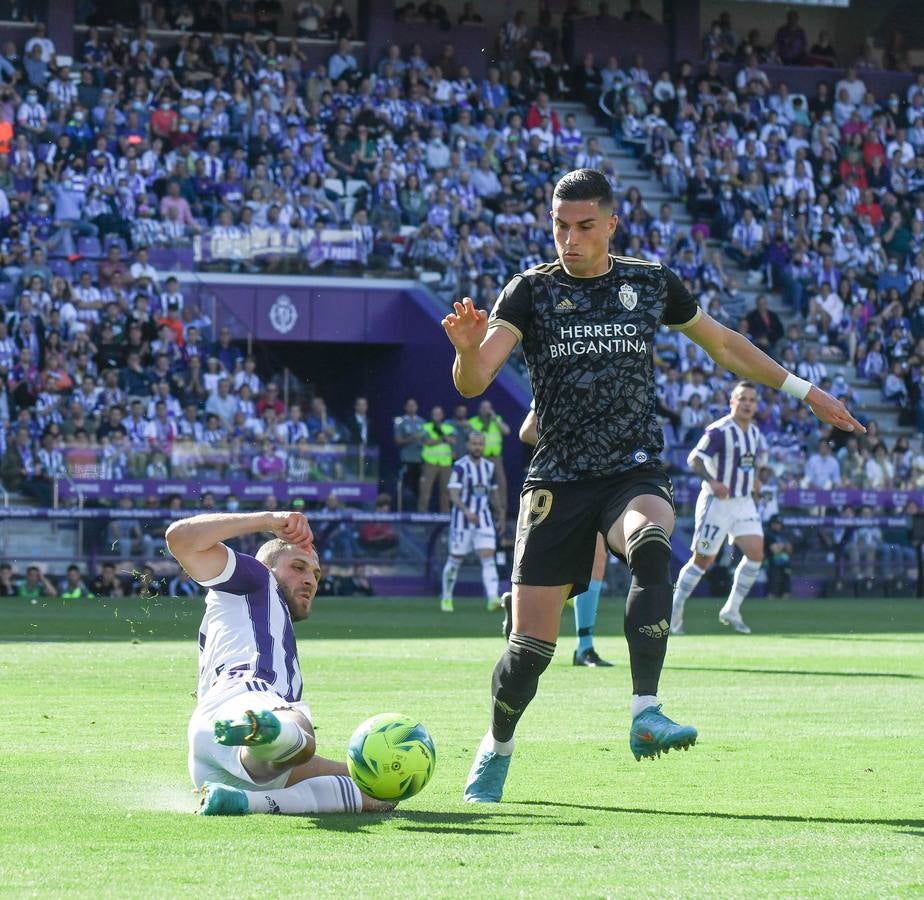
[488,254,700,483]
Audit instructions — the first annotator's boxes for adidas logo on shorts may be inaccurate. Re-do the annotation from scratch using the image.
[638,619,670,639]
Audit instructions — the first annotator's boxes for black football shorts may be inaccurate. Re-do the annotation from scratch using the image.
[511,461,674,596]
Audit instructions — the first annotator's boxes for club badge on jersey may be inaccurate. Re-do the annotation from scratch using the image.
[618,283,638,310]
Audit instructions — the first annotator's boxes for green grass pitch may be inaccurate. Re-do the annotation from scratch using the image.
[2,593,923,897]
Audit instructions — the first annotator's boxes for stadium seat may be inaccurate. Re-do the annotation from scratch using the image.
[49,259,73,281]
[346,179,367,197]
[324,178,346,197]
[76,236,103,259]
[0,282,15,305]
[103,235,128,255]
[72,259,99,281]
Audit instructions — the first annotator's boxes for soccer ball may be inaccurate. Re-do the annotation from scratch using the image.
[347,713,436,801]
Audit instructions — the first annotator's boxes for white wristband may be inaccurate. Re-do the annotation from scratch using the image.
[781,373,812,400]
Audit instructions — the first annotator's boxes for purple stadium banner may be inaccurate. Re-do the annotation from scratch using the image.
[779,489,923,509]
[57,480,378,503]
[653,485,922,508]
[51,483,924,509]
[0,508,450,522]
[0,508,913,530]
[207,283,408,344]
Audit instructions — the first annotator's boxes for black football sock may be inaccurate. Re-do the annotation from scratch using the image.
[623,524,673,697]
[490,632,556,742]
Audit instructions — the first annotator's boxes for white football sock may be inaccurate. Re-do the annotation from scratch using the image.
[245,714,308,763]
[722,558,762,616]
[441,557,460,600]
[672,560,705,622]
[631,694,659,718]
[244,775,362,814]
[480,729,515,757]
[480,556,499,603]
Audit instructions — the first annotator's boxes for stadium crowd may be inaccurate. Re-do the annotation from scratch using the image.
[0,4,921,535]
[587,11,924,495]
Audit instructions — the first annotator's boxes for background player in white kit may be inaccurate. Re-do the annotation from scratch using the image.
[165,510,392,815]
[671,381,768,635]
[441,431,504,612]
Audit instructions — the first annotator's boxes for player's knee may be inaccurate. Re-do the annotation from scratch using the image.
[745,550,764,564]
[626,524,673,586]
[492,632,556,702]
[277,708,317,760]
[693,553,715,571]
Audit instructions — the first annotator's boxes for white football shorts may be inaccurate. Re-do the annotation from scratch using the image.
[188,677,313,790]
[448,524,496,557]
[691,491,764,556]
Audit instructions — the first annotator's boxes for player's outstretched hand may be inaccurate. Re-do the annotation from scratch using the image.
[806,386,866,434]
[441,297,489,353]
[270,512,314,550]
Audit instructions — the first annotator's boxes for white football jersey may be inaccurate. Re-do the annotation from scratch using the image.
[690,414,768,499]
[195,548,303,705]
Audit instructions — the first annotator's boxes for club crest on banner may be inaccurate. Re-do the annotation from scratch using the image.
[269,294,298,334]
[618,283,638,311]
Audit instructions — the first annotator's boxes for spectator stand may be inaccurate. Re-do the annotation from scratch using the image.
[0,7,920,601]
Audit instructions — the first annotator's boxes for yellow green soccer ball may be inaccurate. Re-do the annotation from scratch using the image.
[347,713,436,801]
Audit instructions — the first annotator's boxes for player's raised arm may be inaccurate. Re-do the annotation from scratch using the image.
[442,296,519,398]
[682,312,865,434]
[165,511,314,583]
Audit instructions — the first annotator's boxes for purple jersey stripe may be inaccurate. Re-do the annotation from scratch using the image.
[245,584,276,686]
[278,587,300,702]
[221,551,268,595]
[727,426,741,496]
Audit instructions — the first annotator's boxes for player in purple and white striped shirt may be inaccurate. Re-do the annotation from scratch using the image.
[441,432,504,612]
[671,381,768,635]
[166,510,393,816]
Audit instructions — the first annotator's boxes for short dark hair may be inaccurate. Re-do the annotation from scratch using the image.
[553,168,613,208]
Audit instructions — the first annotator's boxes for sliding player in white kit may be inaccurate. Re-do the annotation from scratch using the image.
[441,431,504,612]
[165,510,393,815]
[671,381,768,635]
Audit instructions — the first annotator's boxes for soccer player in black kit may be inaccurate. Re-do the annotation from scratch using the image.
[443,169,863,803]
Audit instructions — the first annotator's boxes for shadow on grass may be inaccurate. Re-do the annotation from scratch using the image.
[666,664,921,680]
[510,800,924,831]
[298,808,586,836]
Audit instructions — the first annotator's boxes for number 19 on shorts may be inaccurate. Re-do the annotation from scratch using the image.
[527,488,554,526]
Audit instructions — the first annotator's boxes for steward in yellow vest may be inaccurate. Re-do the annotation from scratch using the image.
[419,405,456,513]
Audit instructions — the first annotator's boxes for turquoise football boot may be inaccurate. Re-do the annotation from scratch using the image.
[196,782,249,816]
[214,709,281,746]
[629,704,698,761]
[463,746,513,803]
